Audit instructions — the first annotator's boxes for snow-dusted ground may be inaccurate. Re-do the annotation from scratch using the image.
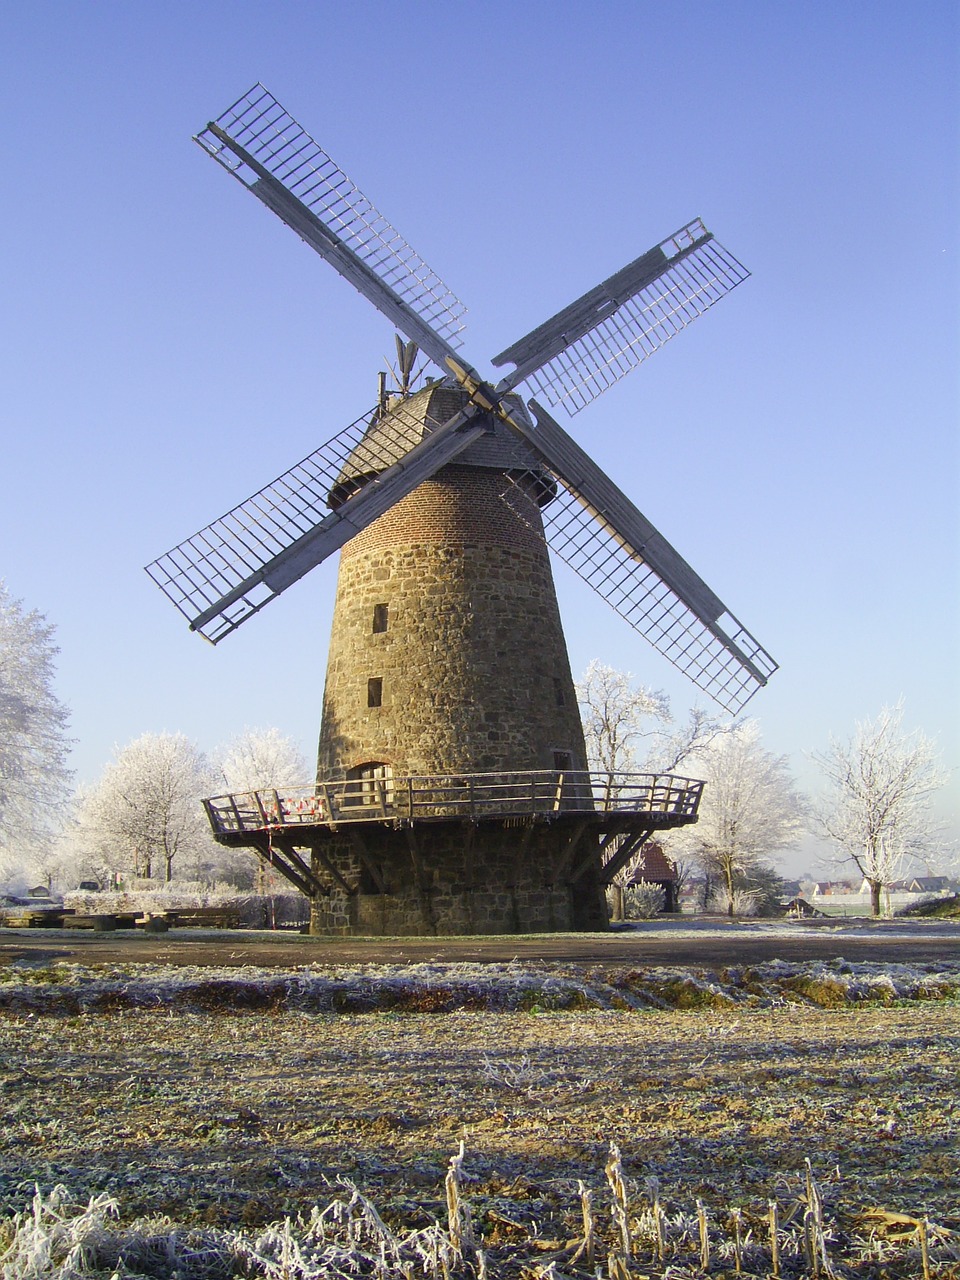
[1,946,958,1014]
[1,926,957,1278]
[614,915,960,939]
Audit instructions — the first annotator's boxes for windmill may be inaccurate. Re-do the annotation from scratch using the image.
[147,85,777,935]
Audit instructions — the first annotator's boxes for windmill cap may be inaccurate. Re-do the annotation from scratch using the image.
[328,382,554,508]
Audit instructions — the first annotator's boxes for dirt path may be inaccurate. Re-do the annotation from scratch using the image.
[2,917,957,968]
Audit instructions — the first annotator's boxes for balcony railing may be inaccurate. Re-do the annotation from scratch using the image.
[204,770,703,836]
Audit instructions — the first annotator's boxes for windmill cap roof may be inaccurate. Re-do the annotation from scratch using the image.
[329,381,550,507]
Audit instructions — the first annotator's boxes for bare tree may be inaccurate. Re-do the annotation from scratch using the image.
[0,582,72,885]
[576,662,731,919]
[71,733,219,884]
[669,721,805,916]
[576,661,729,776]
[812,702,946,916]
[577,661,670,774]
[218,726,308,793]
[218,727,308,895]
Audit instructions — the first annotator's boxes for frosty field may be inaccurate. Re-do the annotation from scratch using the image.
[0,952,958,1277]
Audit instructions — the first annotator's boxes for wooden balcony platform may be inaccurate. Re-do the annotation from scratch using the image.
[204,769,703,841]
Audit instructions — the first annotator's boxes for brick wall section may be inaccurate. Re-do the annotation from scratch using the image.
[340,465,546,559]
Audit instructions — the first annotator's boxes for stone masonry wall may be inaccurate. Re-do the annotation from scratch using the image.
[317,464,587,778]
[308,821,608,936]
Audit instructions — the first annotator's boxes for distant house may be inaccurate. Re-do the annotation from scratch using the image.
[858,875,951,896]
[627,842,679,913]
[811,880,858,897]
[903,876,950,895]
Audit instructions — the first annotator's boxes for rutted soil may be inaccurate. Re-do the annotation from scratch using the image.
[0,998,958,1263]
[2,915,958,969]
[0,942,958,1277]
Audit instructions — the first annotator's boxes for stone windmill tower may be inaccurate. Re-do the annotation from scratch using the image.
[148,86,777,935]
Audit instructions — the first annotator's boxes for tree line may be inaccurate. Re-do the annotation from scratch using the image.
[576,660,948,918]
[0,583,950,915]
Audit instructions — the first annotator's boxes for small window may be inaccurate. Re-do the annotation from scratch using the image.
[372,603,389,633]
[553,677,566,706]
[367,677,383,708]
[553,751,573,772]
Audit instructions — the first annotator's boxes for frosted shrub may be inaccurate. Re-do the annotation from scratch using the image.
[624,881,665,919]
[708,885,762,916]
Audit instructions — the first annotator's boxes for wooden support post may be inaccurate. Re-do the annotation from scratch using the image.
[517,820,536,861]
[348,829,387,894]
[600,828,655,885]
[405,827,436,933]
[553,819,589,881]
[569,823,640,885]
[310,843,356,896]
[250,837,314,898]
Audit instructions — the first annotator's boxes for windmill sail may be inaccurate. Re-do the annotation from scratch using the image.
[499,401,777,713]
[195,84,465,369]
[146,396,486,642]
[492,220,749,416]
[149,84,776,711]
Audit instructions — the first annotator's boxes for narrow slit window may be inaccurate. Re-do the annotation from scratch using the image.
[553,677,566,706]
[372,603,389,633]
[367,677,383,708]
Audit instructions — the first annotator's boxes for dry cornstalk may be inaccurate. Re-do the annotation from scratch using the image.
[731,1205,743,1273]
[445,1140,474,1256]
[697,1198,710,1270]
[647,1175,665,1262]
[606,1248,631,1280]
[605,1142,632,1262]
[567,1179,595,1269]
[919,1216,930,1280]
[768,1199,780,1277]
[804,1157,837,1280]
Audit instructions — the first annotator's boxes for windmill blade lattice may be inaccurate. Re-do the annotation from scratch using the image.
[498,401,777,713]
[195,84,467,366]
[146,395,483,642]
[494,221,749,416]
[149,83,776,714]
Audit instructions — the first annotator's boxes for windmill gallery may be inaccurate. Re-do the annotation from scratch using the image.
[147,86,777,936]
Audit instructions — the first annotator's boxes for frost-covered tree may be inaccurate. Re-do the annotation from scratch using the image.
[576,662,731,918]
[218,726,308,793]
[576,661,670,774]
[670,721,805,916]
[71,733,219,883]
[216,727,308,895]
[576,661,728,776]
[0,582,72,881]
[812,702,946,916]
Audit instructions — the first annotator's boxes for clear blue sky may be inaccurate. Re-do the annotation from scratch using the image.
[2,1,957,870]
